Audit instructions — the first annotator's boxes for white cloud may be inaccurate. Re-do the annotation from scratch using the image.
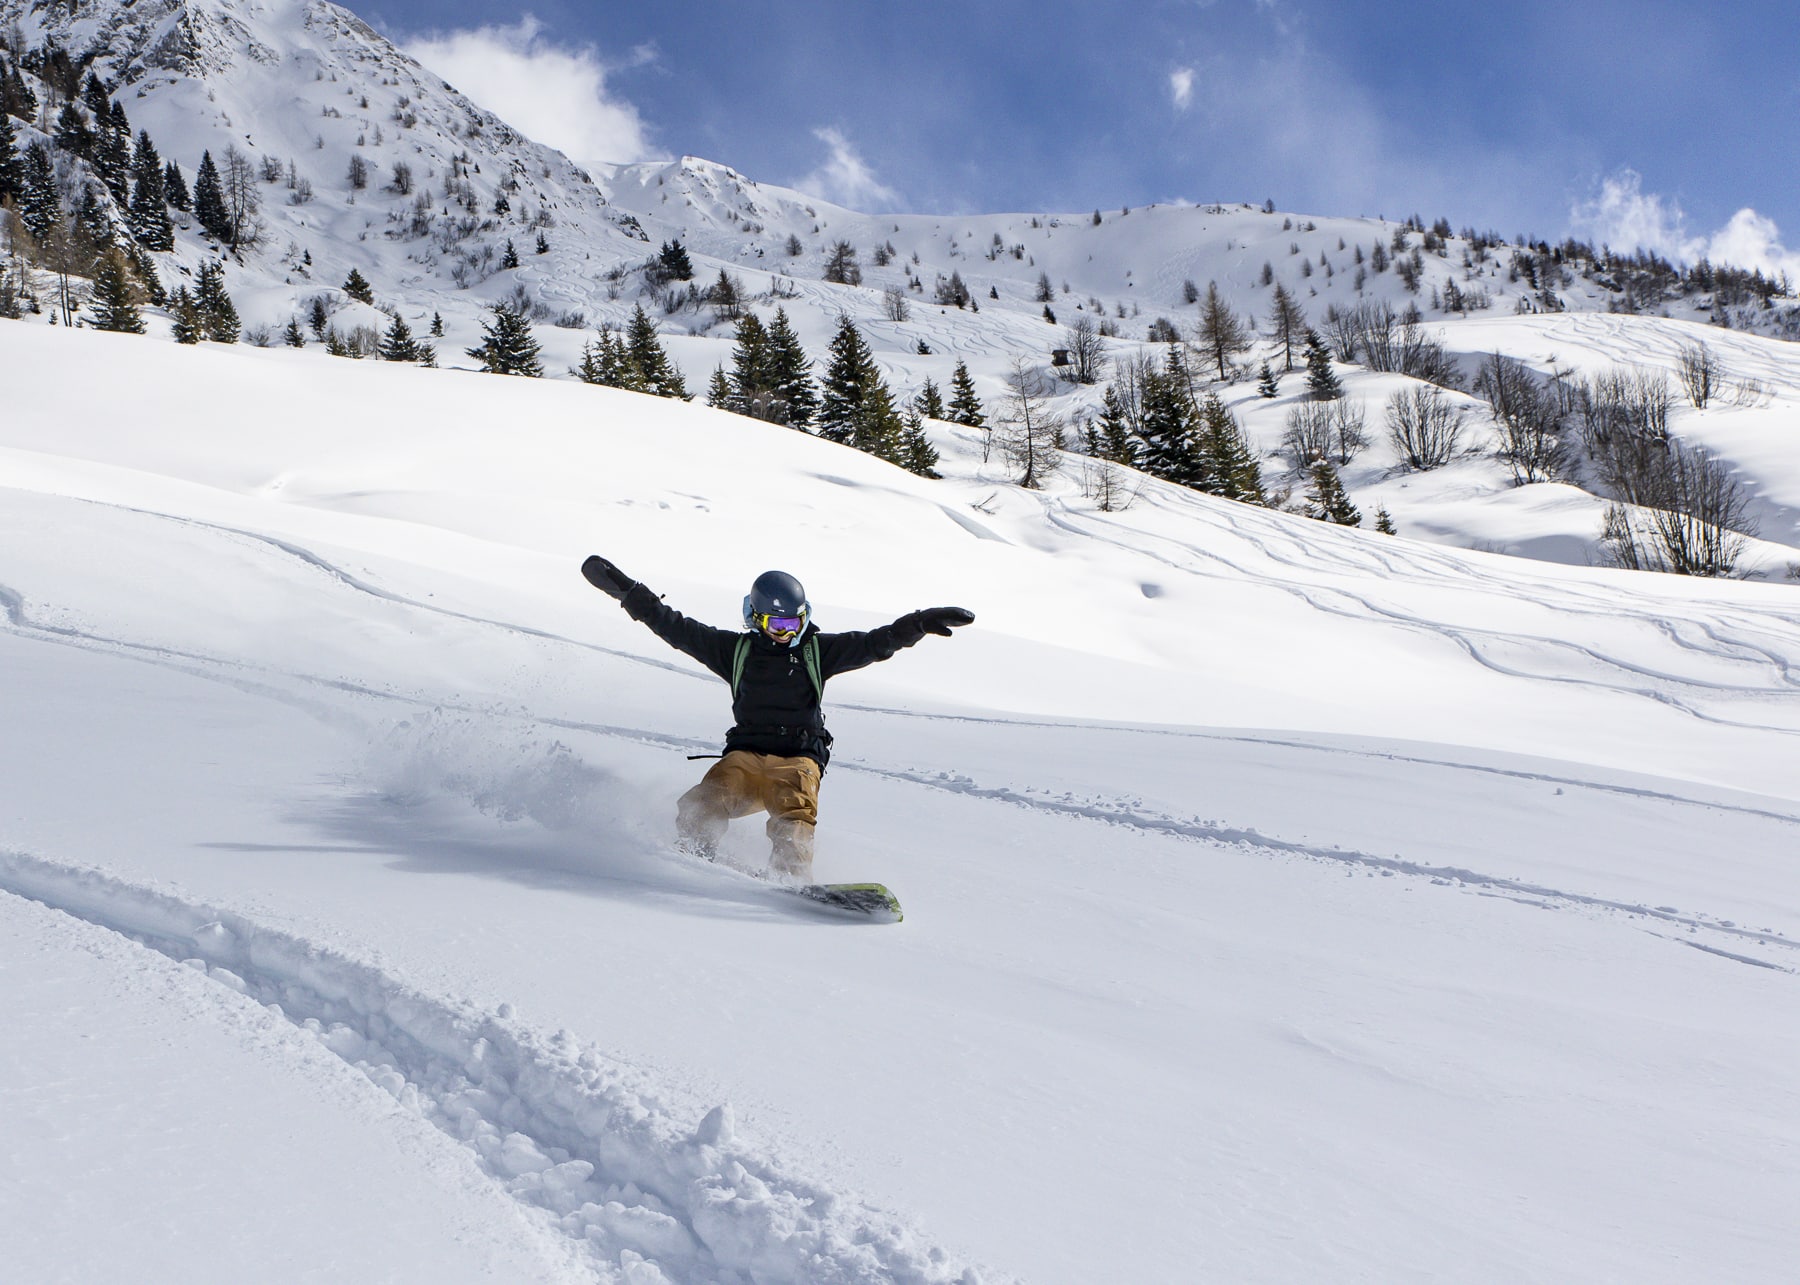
[1569,168,1800,281]
[792,128,899,211]
[404,17,661,170]
[1170,67,1196,111]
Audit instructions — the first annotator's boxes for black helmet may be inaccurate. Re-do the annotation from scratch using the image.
[743,570,810,646]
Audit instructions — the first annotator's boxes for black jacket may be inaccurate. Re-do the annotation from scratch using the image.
[621,584,928,768]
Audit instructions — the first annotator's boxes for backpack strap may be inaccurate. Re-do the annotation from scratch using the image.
[731,633,751,697]
[731,633,823,700]
[802,633,823,699]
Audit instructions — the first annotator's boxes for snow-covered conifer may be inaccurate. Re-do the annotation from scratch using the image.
[466,303,543,376]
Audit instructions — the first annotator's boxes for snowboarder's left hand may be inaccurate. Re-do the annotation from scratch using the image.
[906,607,975,637]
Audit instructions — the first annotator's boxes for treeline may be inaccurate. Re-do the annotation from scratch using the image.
[0,44,246,334]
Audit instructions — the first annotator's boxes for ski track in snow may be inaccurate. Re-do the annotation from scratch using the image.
[6,518,1798,979]
[1037,488,1800,732]
[0,850,992,1285]
[3,493,1800,971]
[847,760,1800,972]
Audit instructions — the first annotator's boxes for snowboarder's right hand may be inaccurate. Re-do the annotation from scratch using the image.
[581,555,636,600]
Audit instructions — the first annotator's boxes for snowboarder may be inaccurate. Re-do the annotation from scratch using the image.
[581,557,974,881]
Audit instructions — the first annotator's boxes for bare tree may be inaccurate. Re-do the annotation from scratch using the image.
[998,358,1065,489]
[1081,457,1138,512]
[1385,386,1466,470]
[1064,315,1107,385]
[36,212,91,327]
[1194,281,1251,380]
[1676,340,1724,409]
[823,240,861,285]
[1475,352,1570,484]
[882,285,909,322]
[219,144,262,247]
[1282,398,1368,470]
[1600,445,1757,576]
[1576,368,1673,504]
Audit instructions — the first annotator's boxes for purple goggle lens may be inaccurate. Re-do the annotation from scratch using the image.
[764,614,804,635]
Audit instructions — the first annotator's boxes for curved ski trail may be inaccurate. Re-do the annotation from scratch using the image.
[0,851,993,1285]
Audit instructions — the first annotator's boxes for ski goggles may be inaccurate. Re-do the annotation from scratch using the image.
[754,612,805,639]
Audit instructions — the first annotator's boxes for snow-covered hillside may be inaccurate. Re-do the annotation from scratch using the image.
[4,323,1800,1283]
[6,0,1800,577]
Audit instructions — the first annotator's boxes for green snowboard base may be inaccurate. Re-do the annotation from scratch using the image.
[786,882,903,923]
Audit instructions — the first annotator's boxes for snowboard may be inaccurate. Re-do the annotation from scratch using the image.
[784,881,904,923]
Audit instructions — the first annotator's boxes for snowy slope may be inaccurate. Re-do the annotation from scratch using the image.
[4,323,1800,1282]
[8,0,1800,580]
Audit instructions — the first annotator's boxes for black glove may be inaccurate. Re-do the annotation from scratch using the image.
[901,606,975,638]
[581,555,636,601]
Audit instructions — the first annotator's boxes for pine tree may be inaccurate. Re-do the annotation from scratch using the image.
[379,313,421,361]
[1374,505,1397,534]
[466,304,544,376]
[1303,460,1361,526]
[572,337,608,385]
[162,160,191,211]
[128,131,173,251]
[901,408,941,478]
[818,314,879,445]
[1268,282,1307,370]
[851,376,907,464]
[284,318,306,347]
[622,303,689,399]
[727,311,773,417]
[193,260,240,342]
[658,238,693,281]
[192,151,230,243]
[1257,361,1279,399]
[430,311,444,337]
[1134,356,1201,486]
[1304,329,1343,400]
[0,108,23,207]
[709,268,741,319]
[1095,384,1140,467]
[1,56,40,121]
[913,378,945,420]
[946,360,986,428]
[1197,393,1266,505]
[76,182,113,247]
[169,286,204,344]
[86,247,145,333]
[82,73,111,120]
[96,101,131,205]
[501,239,520,270]
[535,231,549,255]
[705,365,733,408]
[19,142,61,241]
[342,267,374,304]
[764,308,817,428]
[53,102,93,158]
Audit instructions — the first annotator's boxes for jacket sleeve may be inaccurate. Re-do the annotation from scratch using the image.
[619,583,736,681]
[816,615,929,679]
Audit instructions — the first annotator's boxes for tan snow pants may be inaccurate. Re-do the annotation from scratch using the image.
[677,750,820,877]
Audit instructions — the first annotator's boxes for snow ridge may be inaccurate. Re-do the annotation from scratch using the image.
[0,849,991,1285]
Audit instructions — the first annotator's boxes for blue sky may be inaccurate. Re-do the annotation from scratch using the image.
[369,0,1800,276]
